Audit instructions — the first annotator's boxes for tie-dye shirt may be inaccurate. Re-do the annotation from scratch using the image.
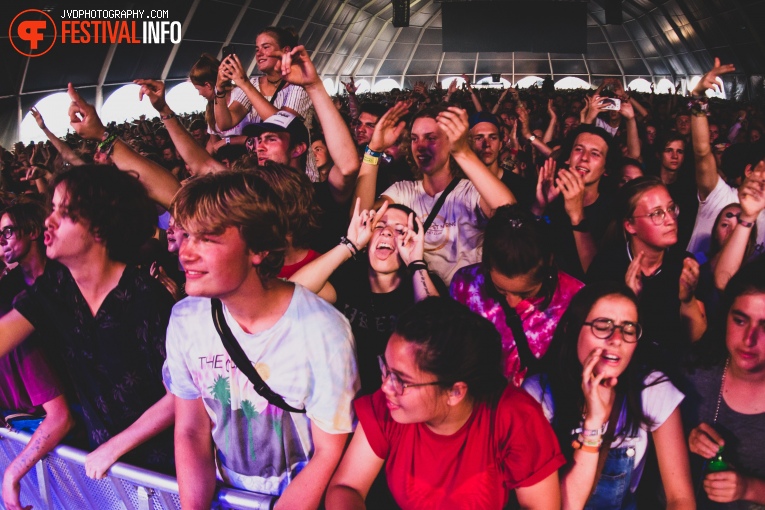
[450,265,583,386]
[163,284,358,495]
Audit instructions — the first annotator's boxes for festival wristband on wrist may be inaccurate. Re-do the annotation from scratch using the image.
[363,146,382,166]
[339,236,360,259]
[97,131,118,156]
[738,218,755,228]
[160,112,177,121]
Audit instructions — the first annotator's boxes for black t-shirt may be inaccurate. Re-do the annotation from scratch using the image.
[330,258,415,395]
[547,188,614,281]
[587,244,695,372]
[13,260,175,473]
[312,181,352,254]
[666,172,699,250]
[500,167,535,212]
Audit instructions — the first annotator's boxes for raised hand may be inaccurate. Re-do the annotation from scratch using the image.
[625,251,645,297]
[447,79,458,96]
[738,171,765,220]
[436,107,470,155]
[346,198,389,251]
[678,257,700,303]
[533,157,561,213]
[134,79,170,114]
[556,168,586,224]
[220,54,249,87]
[30,106,46,130]
[581,347,617,427]
[693,58,736,96]
[341,77,358,95]
[398,213,425,267]
[620,99,636,120]
[279,45,320,89]
[369,100,411,152]
[67,83,107,140]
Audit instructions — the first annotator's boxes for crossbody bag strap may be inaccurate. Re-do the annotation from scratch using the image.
[268,80,288,106]
[422,178,461,233]
[211,299,305,414]
[486,281,540,374]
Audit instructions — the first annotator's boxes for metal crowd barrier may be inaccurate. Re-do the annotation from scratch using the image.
[0,427,276,510]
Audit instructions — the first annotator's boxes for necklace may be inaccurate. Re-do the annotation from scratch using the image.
[266,76,282,85]
[713,357,730,424]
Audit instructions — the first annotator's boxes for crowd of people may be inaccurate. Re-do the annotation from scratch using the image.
[1,24,765,510]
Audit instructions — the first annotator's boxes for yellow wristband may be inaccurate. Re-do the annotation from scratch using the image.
[363,153,380,166]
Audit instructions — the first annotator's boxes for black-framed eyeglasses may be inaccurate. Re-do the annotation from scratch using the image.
[582,318,642,343]
[632,204,679,226]
[723,211,741,221]
[1,226,18,240]
[377,355,441,396]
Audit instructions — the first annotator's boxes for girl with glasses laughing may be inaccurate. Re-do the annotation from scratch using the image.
[327,297,564,510]
[523,282,695,510]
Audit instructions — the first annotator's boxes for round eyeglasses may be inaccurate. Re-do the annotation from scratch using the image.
[1,226,18,240]
[377,355,441,396]
[581,318,642,343]
[631,204,679,226]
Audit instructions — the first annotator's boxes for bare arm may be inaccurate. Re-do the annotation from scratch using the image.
[437,107,515,217]
[557,169,598,273]
[462,76,483,113]
[2,395,74,510]
[678,258,706,343]
[561,347,617,510]
[213,63,248,131]
[517,104,553,159]
[353,101,411,212]
[326,422,385,509]
[221,55,284,122]
[517,471,561,510]
[714,174,765,290]
[134,79,226,177]
[281,46,359,203]
[692,59,736,200]
[66,83,181,209]
[621,101,641,160]
[30,107,85,165]
[290,199,383,302]
[175,397,216,510]
[397,213,440,301]
[341,78,360,121]
[274,422,348,510]
[0,310,36,360]
[85,391,175,479]
[652,408,696,510]
[543,99,557,144]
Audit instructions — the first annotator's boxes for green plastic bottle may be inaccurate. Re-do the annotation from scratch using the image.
[707,446,730,473]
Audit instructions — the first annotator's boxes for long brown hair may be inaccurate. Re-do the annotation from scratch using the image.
[189,53,220,132]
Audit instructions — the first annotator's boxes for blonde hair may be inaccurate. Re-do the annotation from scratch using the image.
[172,170,288,281]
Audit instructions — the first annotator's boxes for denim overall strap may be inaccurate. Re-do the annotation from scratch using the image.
[584,446,637,510]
